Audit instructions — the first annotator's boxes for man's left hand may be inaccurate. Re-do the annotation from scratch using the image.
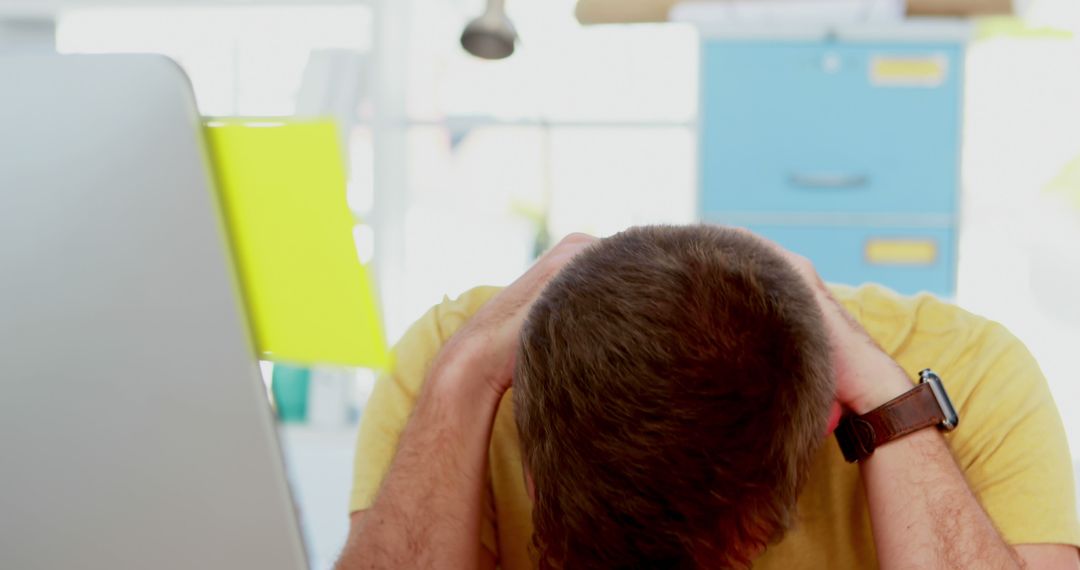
[773,249,911,415]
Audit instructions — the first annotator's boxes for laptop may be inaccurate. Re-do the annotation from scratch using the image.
[0,54,309,570]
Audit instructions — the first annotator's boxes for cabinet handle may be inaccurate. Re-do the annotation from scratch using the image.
[788,173,869,190]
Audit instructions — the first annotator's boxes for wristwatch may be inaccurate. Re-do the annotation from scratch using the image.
[835,369,959,463]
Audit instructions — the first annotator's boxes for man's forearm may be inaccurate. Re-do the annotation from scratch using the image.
[858,367,1020,569]
[863,427,1020,569]
[338,235,596,570]
[339,354,502,569]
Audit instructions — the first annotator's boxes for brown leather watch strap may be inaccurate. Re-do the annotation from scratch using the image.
[835,382,945,463]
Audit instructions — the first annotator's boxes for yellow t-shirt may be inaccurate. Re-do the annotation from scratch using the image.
[350,284,1080,569]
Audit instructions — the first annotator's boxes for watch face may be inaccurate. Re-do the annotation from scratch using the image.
[921,369,959,430]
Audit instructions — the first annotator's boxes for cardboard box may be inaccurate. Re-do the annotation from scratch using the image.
[574,0,1012,25]
[576,0,678,24]
[906,0,1012,16]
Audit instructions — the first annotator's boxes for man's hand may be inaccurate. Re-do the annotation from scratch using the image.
[766,241,1063,569]
[433,232,597,399]
[336,233,595,570]
[777,250,911,414]
[736,228,910,415]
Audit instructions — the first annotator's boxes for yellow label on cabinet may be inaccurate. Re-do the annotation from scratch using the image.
[865,238,938,266]
[870,55,947,87]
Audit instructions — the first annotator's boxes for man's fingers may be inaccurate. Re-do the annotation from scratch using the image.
[546,232,597,262]
[494,232,598,331]
[560,232,598,246]
[729,226,826,292]
[526,232,597,287]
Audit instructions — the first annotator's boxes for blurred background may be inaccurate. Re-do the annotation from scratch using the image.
[4,0,1080,566]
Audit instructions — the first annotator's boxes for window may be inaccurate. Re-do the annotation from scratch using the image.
[58,6,372,116]
[57,1,700,342]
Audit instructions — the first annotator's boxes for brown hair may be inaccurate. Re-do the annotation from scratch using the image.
[513,225,834,569]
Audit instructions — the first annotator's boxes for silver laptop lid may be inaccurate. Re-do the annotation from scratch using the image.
[0,54,308,570]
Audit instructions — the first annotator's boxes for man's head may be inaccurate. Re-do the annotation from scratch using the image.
[513,225,835,569]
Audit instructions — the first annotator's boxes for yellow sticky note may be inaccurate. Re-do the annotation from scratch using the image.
[865,238,938,266]
[870,55,947,88]
[205,119,389,369]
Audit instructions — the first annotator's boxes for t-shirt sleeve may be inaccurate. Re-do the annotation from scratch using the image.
[947,322,1080,548]
[348,287,501,555]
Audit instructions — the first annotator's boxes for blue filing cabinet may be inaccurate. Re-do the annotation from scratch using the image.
[698,24,969,297]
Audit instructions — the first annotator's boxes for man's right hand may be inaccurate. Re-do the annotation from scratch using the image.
[337,232,595,570]
[432,232,597,400]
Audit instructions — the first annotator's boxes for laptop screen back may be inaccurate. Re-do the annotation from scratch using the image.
[0,54,309,570]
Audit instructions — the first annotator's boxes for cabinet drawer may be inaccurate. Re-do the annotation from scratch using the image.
[700,41,963,216]
[735,223,956,297]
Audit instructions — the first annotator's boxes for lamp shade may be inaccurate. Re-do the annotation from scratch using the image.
[205,119,389,369]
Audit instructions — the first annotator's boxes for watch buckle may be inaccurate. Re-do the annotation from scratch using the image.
[919,369,959,431]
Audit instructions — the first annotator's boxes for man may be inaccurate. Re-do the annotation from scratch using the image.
[336,225,1080,569]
